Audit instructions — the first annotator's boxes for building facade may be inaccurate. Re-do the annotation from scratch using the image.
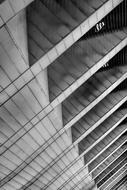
[0,0,127,189]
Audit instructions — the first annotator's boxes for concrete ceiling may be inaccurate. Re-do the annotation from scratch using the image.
[0,0,126,190]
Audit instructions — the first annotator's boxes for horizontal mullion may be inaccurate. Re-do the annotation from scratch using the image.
[97,157,127,188]
[63,66,126,126]
[1,45,127,160]
[78,110,127,154]
[83,129,127,164]
[1,5,127,110]
[59,141,127,190]
[92,148,127,180]
[73,104,126,143]
[40,136,127,190]
[101,164,127,190]
[32,0,124,69]
[72,91,127,144]
[110,175,127,190]
[64,77,127,131]
[0,37,126,145]
[0,132,78,188]
[48,31,127,103]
